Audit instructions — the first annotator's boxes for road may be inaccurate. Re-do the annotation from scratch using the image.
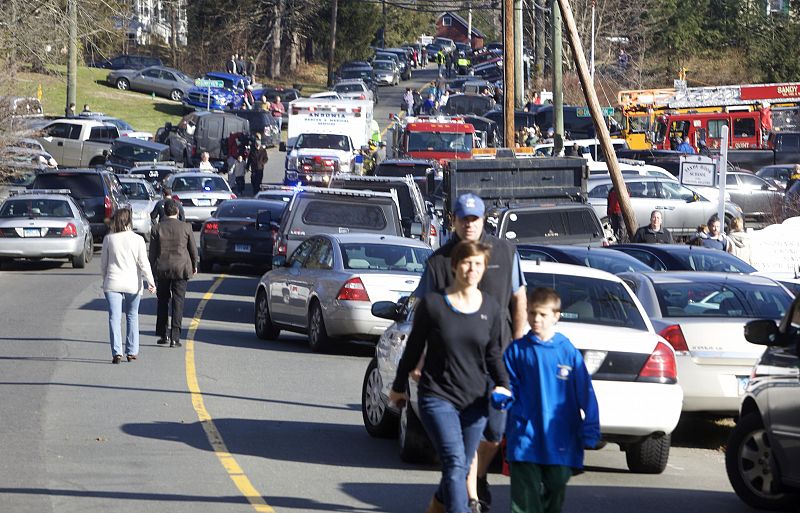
[0,65,754,513]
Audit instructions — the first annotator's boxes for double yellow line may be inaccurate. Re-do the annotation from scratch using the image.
[184,275,276,513]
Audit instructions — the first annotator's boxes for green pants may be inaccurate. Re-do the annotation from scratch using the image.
[510,462,572,513]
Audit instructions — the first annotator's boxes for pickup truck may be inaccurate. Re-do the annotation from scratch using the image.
[724,131,800,169]
[443,152,613,246]
[36,119,119,168]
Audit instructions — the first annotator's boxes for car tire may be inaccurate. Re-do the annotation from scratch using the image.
[725,412,799,510]
[361,357,399,438]
[399,402,436,464]
[198,258,214,273]
[88,157,105,167]
[307,300,334,353]
[71,237,89,269]
[116,78,130,91]
[254,289,281,340]
[0,257,11,269]
[170,89,183,102]
[625,433,670,474]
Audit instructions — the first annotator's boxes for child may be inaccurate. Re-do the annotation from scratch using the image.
[499,287,600,513]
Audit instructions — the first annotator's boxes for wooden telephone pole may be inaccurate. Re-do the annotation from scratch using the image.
[502,0,515,147]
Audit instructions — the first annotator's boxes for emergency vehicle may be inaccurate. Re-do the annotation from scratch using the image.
[618,81,800,150]
[385,115,476,164]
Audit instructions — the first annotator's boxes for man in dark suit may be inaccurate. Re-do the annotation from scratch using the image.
[149,199,198,347]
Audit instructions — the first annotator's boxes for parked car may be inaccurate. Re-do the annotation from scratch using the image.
[517,244,653,273]
[158,111,249,168]
[608,244,757,273]
[182,72,249,111]
[365,261,683,473]
[0,191,93,268]
[272,187,404,258]
[78,113,152,140]
[333,79,375,103]
[226,108,280,148]
[440,93,495,117]
[89,54,163,70]
[31,169,129,240]
[372,60,400,86]
[254,233,431,351]
[725,297,800,510]
[255,185,299,203]
[199,198,287,272]
[106,137,171,174]
[36,118,119,168]
[106,66,195,102]
[118,176,159,242]
[722,171,783,228]
[587,177,744,238]
[756,163,797,189]
[619,271,793,414]
[126,163,183,190]
[162,172,237,226]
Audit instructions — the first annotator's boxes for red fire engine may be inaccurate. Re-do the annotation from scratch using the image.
[386,115,477,164]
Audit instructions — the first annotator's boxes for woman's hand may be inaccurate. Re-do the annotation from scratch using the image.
[147,284,156,294]
[389,389,409,408]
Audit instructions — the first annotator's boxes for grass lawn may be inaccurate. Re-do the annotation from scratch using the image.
[11,63,329,135]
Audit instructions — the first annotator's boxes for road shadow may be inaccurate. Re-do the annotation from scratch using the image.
[0,260,68,272]
[194,326,375,358]
[153,103,187,117]
[671,414,735,451]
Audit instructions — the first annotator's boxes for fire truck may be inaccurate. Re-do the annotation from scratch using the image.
[385,115,477,165]
[618,81,800,150]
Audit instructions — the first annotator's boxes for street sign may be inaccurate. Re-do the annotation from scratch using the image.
[195,79,224,88]
[679,155,717,187]
[576,107,614,117]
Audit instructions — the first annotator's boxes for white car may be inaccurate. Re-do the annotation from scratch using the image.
[619,271,793,415]
[364,261,684,473]
[162,172,236,225]
[333,79,375,103]
[118,176,159,242]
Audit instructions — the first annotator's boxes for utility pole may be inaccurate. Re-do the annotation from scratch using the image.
[551,0,563,155]
[382,0,387,48]
[327,0,338,87]
[467,2,472,51]
[535,1,545,83]
[514,0,524,107]
[503,0,515,147]
[66,0,77,117]
[556,0,638,238]
[590,0,595,81]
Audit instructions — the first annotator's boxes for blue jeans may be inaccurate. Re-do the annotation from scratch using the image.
[419,394,488,513]
[105,291,141,357]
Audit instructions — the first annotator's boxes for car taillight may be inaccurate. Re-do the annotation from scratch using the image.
[359,94,366,100]
[230,193,237,199]
[658,324,690,353]
[275,242,286,255]
[203,221,219,235]
[61,223,77,237]
[104,196,112,220]
[336,277,370,301]
[429,224,437,239]
[637,341,678,383]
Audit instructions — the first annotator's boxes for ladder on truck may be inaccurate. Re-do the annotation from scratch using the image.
[619,82,800,111]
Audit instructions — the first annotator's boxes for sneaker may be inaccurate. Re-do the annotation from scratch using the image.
[468,499,482,513]
[477,475,491,511]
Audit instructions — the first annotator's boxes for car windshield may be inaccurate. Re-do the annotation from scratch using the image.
[373,62,393,70]
[33,174,103,199]
[301,200,387,231]
[341,69,373,81]
[524,272,648,331]
[501,210,599,242]
[559,248,653,273]
[654,281,791,319]
[295,134,350,151]
[0,199,72,218]
[216,200,286,219]
[170,175,230,192]
[121,181,151,200]
[673,251,757,273]
[407,132,473,152]
[174,70,192,82]
[340,243,431,273]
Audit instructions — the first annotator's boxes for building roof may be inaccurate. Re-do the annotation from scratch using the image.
[438,12,486,39]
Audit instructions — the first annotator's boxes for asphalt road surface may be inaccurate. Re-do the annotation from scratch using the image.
[0,65,756,512]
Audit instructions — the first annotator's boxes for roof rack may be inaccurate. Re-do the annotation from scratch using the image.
[299,186,395,198]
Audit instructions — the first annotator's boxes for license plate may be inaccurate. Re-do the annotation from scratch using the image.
[737,376,750,396]
[235,244,251,253]
[197,199,212,206]
[23,228,40,237]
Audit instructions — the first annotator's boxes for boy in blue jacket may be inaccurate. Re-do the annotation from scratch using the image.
[498,287,600,513]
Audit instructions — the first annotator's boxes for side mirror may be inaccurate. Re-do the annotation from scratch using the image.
[256,210,272,230]
[744,319,780,346]
[210,210,217,217]
[410,221,424,237]
[271,254,287,268]
[279,142,287,152]
[371,300,402,321]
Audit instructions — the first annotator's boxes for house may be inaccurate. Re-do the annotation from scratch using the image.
[436,12,486,50]
[115,0,188,47]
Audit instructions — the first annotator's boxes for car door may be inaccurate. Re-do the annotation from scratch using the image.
[656,180,712,236]
[270,238,316,326]
[134,68,161,93]
[59,122,85,167]
[766,311,800,483]
[300,237,336,323]
[39,122,70,162]
[158,70,178,96]
[737,173,780,219]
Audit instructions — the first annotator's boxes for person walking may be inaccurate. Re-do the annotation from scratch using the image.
[150,186,185,227]
[607,186,625,242]
[728,217,751,263]
[437,49,446,77]
[404,88,415,114]
[415,193,527,512]
[101,209,156,364]
[390,240,511,513]
[249,137,268,194]
[149,199,198,348]
[631,210,674,243]
[502,287,601,513]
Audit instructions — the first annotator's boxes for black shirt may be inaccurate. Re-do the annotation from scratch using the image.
[393,292,509,410]
[632,225,674,244]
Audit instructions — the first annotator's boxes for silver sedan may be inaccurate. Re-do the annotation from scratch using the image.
[254,233,431,352]
[106,66,195,102]
[0,191,93,268]
[118,177,159,242]
[163,172,236,225]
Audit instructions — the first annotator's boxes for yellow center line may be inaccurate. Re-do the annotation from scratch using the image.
[185,274,276,513]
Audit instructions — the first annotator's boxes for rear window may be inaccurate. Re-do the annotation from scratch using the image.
[0,199,73,218]
[113,143,164,162]
[673,251,756,273]
[334,84,365,94]
[524,272,648,331]
[33,174,104,199]
[340,243,431,272]
[170,175,230,192]
[375,163,430,178]
[120,181,151,200]
[217,200,286,220]
[301,200,388,231]
[502,209,600,242]
[654,282,790,319]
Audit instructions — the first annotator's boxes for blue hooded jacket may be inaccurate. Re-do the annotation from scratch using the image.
[503,331,601,468]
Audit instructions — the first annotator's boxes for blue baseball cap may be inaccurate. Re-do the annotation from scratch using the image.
[454,193,485,219]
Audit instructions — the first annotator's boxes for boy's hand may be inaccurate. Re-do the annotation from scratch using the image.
[490,386,513,410]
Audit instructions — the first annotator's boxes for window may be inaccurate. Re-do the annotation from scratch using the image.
[0,199,73,218]
[216,200,285,220]
[170,175,230,192]
[676,252,757,273]
[619,249,667,271]
[739,174,767,188]
[32,174,104,199]
[88,126,117,141]
[301,200,388,231]
[142,68,161,79]
[658,181,695,201]
[120,181,149,200]
[287,238,315,268]
[160,71,176,82]
[707,119,728,139]
[654,282,790,318]
[503,209,600,242]
[442,16,452,26]
[340,243,430,272]
[733,117,756,137]
[46,123,70,139]
[726,174,738,186]
[305,239,334,270]
[517,248,557,262]
[588,184,610,199]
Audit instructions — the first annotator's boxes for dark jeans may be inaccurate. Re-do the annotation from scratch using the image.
[510,462,571,513]
[156,277,187,342]
[235,176,246,196]
[418,394,488,513]
[250,170,263,195]
[609,213,625,242]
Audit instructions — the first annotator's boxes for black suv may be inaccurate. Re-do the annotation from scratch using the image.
[106,137,171,174]
[90,54,163,70]
[725,298,800,511]
[31,169,129,240]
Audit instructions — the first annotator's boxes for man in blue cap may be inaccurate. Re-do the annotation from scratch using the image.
[413,193,527,513]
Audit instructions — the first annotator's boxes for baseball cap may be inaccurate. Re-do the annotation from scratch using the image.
[454,193,485,219]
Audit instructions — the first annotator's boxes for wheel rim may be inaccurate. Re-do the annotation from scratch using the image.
[256,294,267,333]
[309,306,321,344]
[118,80,128,90]
[738,427,782,499]
[171,90,183,101]
[364,367,385,426]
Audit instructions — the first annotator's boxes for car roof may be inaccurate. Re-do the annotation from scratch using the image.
[630,271,779,286]
[320,233,431,247]
[3,193,78,202]
[520,260,624,282]
[113,136,169,150]
[168,171,223,178]
[219,198,286,207]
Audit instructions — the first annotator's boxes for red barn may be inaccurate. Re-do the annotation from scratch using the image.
[435,12,485,50]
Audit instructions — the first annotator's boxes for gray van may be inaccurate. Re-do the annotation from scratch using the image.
[158,111,249,169]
